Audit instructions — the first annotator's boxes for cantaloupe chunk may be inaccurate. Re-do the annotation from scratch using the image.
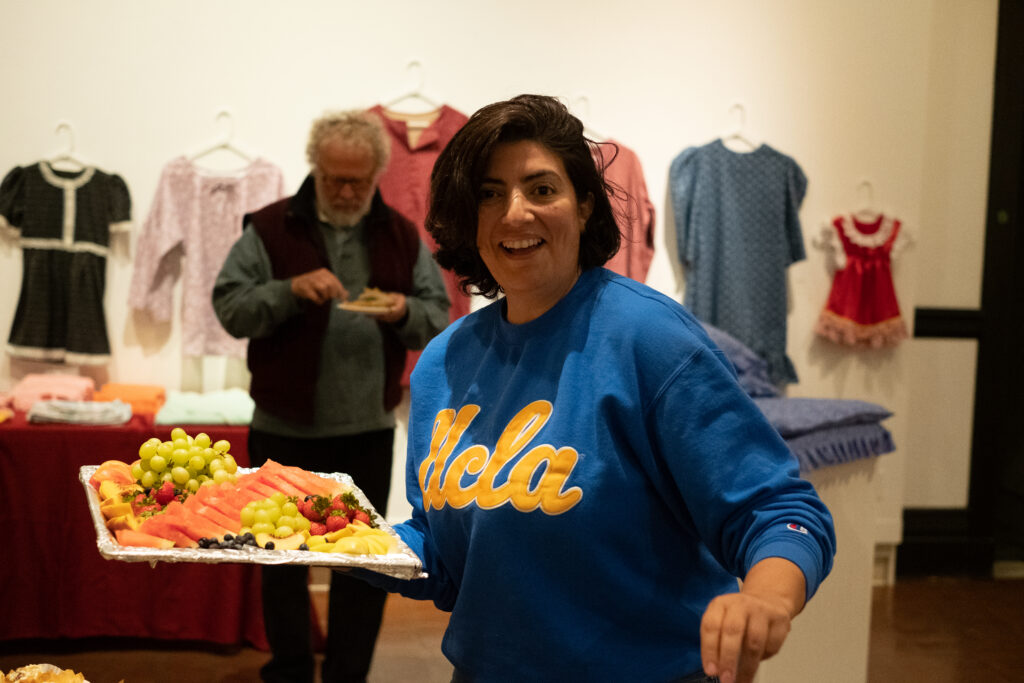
[115,528,175,549]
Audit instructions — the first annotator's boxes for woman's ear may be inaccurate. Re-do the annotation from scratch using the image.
[578,193,594,231]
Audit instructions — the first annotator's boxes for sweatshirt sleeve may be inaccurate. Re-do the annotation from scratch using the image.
[647,343,836,601]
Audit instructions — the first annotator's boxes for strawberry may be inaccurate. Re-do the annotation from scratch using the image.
[329,496,348,516]
[352,510,372,526]
[325,511,349,533]
[299,498,324,523]
[309,522,327,537]
[154,481,176,506]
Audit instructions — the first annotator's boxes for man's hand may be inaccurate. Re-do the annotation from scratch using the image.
[700,557,806,683]
[291,268,347,305]
[371,292,408,324]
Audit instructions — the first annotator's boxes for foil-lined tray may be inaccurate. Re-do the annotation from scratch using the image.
[80,465,426,580]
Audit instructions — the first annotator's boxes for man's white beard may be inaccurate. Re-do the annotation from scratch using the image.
[318,197,372,228]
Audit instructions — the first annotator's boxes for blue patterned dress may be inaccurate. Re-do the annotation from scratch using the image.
[670,139,807,384]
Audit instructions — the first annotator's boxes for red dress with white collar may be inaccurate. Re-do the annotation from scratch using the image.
[815,213,908,348]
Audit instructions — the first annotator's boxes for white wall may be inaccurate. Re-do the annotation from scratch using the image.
[0,0,996,531]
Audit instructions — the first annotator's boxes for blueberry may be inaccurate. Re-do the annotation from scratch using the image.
[299,543,309,551]
[264,541,275,550]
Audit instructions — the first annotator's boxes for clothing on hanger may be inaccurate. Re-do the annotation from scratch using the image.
[814,213,909,348]
[129,156,286,357]
[596,141,656,283]
[0,161,131,364]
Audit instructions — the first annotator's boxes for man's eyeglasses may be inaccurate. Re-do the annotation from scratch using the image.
[315,170,374,193]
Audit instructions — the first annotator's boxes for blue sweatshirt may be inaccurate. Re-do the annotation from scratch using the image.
[364,268,835,682]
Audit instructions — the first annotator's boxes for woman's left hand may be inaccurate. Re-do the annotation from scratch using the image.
[699,557,806,683]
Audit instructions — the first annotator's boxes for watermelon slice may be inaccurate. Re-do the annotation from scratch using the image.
[138,515,198,548]
[259,459,346,497]
[183,498,242,533]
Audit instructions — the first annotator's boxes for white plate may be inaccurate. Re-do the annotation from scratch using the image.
[80,466,426,580]
[338,302,391,314]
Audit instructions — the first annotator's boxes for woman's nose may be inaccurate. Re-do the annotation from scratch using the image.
[503,191,532,224]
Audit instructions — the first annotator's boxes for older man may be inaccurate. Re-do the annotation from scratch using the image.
[213,110,450,683]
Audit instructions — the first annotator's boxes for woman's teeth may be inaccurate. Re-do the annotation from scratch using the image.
[502,238,542,251]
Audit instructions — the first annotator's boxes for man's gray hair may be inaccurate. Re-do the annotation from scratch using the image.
[306,109,391,174]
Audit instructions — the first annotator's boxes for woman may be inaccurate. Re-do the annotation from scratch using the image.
[358,95,835,683]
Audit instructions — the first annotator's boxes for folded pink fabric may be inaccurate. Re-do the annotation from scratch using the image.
[11,374,95,412]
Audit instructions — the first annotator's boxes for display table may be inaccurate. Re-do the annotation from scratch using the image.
[0,413,268,649]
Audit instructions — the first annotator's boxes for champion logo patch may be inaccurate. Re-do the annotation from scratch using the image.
[786,523,809,535]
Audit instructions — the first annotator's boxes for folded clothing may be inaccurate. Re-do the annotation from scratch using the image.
[28,399,133,425]
[155,389,255,426]
[11,374,95,412]
[94,383,167,416]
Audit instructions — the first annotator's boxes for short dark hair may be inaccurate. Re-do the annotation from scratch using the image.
[425,94,621,299]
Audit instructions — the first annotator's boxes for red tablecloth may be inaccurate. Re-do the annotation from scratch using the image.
[0,413,268,648]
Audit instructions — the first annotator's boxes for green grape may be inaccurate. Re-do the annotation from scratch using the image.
[222,455,238,474]
[228,473,237,483]
[266,506,282,524]
[197,474,210,484]
[170,427,187,442]
[270,492,287,507]
[202,448,217,464]
[281,501,299,518]
[252,522,275,535]
[240,506,256,527]
[139,441,158,460]
[276,515,296,530]
[188,454,205,472]
[274,525,294,538]
[253,508,271,524]
[156,441,174,458]
[208,457,225,473]
[140,458,152,472]
[171,466,190,485]
[186,435,194,447]
[171,448,190,467]
[294,515,311,532]
[140,470,158,488]
[186,467,198,478]
[149,454,167,472]
[257,498,277,510]
[130,462,145,481]
[200,479,216,488]
[193,432,211,449]
[213,439,231,453]
[172,437,188,452]
[212,468,231,484]
[186,478,200,493]
[160,471,174,484]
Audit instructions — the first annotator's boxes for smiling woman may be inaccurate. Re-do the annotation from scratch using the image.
[348,94,838,683]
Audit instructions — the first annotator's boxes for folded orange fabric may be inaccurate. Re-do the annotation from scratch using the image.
[94,383,167,416]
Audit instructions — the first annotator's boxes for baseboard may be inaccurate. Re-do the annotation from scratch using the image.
[896,508,993,577]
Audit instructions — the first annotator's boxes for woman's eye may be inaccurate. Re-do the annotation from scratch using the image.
[534,184,555,196]
[478,188,498,201]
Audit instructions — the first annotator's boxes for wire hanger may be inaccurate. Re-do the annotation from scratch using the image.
[853,179,880,222]
[383,60,442,117]
[721,102,758,152]
[48,120,87,172]
[190,108,253,166]
[572,94,608,142]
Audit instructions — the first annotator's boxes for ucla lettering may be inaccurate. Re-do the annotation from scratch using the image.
[419,400,582,514]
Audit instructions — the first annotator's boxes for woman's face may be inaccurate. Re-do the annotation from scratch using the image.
[476,140,593,324]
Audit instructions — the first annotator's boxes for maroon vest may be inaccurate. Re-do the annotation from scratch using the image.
[246,178,419,423]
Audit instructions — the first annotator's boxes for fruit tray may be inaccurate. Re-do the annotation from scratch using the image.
[80,466,426,580]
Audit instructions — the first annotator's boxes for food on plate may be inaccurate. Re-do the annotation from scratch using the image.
[88,429,399,557]
[3,663,87,682]
[351,286,391,307]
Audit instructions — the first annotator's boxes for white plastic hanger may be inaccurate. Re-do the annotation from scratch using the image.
[383,60,442,117]
[853,179,880,222]
[570,94,608,142]
[48,121,87,172]
[721,102,758,152]
[190,109,253,166]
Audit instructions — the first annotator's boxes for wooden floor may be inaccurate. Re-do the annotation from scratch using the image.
[2,577,1022,682]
